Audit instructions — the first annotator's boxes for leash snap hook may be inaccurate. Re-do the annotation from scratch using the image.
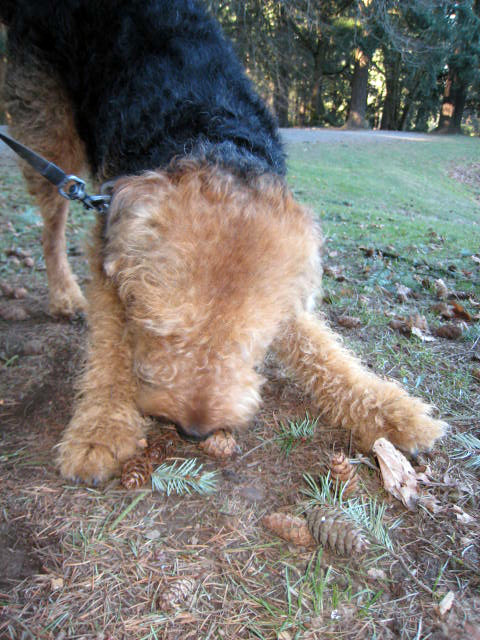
[58,174,87,201]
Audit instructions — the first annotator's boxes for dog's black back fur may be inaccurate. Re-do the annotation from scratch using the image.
[3,0,285,178]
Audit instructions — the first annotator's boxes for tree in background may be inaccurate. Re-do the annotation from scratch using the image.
[436,0,480,133]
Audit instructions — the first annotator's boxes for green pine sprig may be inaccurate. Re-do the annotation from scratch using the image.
[151,458,218,496]
[274,414,319,456]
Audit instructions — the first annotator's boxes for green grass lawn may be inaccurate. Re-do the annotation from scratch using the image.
[288,135,479,262]
[288,135,480,421]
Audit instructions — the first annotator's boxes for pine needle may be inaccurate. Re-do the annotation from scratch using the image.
[450,432,480,470]
[151,458,218,496]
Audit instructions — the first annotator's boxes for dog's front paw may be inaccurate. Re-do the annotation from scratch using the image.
[387,412,447,454]
[374,392,448,454]
[353,386,448,454]
[57,432,140,485]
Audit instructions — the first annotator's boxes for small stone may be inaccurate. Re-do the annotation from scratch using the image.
[22,340,44,356]
[50,577,64,590]
[0,303,29,322]
[13,287,28,299]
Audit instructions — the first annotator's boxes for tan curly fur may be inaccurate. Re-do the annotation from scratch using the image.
[3,7,446,485]
[5,60,88,316]
[53,165,446,483]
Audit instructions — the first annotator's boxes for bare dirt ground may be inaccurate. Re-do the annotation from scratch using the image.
[0,130,479,639]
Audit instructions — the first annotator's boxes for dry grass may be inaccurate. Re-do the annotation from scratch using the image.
[0,136,479,639]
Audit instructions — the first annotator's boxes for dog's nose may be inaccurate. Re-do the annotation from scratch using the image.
[174,423,211,442]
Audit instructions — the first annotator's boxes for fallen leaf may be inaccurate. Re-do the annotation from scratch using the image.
[324,265,345,281]
[359,246,375,257]
[389,317,410,335]
[6,247,31,259]
[407,314,428,332]
[434,324,464,340]
[431,302,454,319]
[411,326,435,342]
[437,591,455,617]
[434,278,449,299]
[372,438,418,510]
[450,301,472,322]
[395,283,412,302]
[389,315,433,341]
[452,505,475,525]
[419,494,443,514]
[367,568,387,581]
[337,315,362,329]
[414,464,434,484]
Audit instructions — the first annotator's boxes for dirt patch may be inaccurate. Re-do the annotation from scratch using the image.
[0,523,42,589]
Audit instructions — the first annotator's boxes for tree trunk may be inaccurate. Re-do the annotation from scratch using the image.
[309,45,326,125]
[380,50,401,130]
[436,67,467,134]
[346,48,370,129]
[273,60,290,127]
[0,26,6,124]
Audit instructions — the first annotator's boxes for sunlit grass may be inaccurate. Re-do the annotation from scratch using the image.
[288,135,480,260]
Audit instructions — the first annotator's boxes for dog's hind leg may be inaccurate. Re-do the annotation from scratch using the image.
[5,58,88,316]
[273,312,447,453]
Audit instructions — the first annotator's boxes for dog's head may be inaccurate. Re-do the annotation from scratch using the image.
[103,166,321,439]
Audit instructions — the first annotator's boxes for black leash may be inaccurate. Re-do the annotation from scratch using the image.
[0,131,111,213]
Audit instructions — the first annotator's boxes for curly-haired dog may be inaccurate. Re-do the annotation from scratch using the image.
[2,0,446,483]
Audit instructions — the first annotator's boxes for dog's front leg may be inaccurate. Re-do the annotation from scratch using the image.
[57,269,147,484]
[273,312,446,453]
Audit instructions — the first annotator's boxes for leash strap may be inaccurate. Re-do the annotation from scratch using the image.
[0,131,110,213]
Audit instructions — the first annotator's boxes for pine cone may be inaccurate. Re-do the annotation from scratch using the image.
[198,430,240,459]
[145,436,168,464]
[307,506,369,555]
[329,451,358,497]
[121,455,153,490]
[262,512,315,547]
[157,577,197,611]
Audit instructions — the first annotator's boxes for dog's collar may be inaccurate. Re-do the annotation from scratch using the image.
[0,131,111,214]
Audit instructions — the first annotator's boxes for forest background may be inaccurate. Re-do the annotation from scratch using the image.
[200,0,480,135]
[1,2,480,135]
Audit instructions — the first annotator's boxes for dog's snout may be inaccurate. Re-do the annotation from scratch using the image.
[174,422,212,442]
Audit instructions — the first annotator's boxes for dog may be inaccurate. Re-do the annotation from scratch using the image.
[1,0,446,484]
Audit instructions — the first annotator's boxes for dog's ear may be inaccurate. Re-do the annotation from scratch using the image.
[103,171,171,279]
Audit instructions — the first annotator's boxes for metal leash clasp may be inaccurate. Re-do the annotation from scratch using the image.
[58,175,111,213]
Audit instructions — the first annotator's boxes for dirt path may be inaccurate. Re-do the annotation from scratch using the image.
[280,127,433,144]
[0,124,435,160]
